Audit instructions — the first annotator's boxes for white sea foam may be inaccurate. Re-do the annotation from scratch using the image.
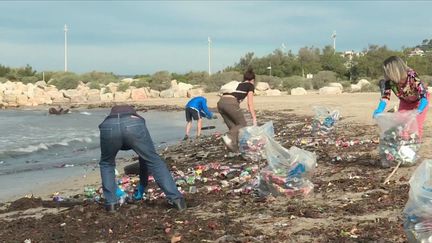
[12,136,96,154]
[14,143,49,153]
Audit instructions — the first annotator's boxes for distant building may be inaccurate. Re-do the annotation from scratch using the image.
[306,73,313,79]
[340,50,364,60]
[408,48,425,57]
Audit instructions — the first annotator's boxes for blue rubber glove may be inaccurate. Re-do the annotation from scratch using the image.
[373,100,387,118]
[417,97,428,114]
[133,183,146,200]
[116,187,126,198]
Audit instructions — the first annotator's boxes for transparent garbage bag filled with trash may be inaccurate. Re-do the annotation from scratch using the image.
[257,144,317,198]
[375,110,420,167]
[403,160,432,242]
[238,121,274,162]
[311,106,340,135]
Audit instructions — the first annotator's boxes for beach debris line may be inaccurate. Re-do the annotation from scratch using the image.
[75,161,261,204]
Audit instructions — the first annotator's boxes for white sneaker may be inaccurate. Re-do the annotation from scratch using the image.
[222,134,236,152]
[222,134,232,145]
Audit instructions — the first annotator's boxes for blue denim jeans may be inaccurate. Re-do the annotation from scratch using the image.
[99,115,182,205]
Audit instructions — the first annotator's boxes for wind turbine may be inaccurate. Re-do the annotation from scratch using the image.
[331,31,336,52]
[64,24,68,72]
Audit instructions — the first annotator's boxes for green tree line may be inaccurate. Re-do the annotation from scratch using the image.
[1,40,432,92]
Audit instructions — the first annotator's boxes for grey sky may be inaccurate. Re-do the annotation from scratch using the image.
[0,1,431,75]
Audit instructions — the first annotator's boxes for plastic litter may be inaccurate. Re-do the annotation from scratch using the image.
[403,160,432,242]
[239,121,317,197]
[257,145,316,197]
[375,111,420,167]
[238,121,274,162]
[311,106,340,136]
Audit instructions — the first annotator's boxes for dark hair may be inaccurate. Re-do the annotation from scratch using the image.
[243,68,255,81]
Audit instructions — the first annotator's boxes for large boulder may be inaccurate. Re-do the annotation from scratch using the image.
[170,80,178,88]
[255,82,270,91]
[63,89,87,103]
[76,82,90,92]
[100,93,114,102]
[26,83,36,99]
[319,86,342,95]
[51,96,70,104]
[219,81,240,94]
[254,90,266,96]
[173,89,188,98]
[4,82,24,95]
[328,82,343,90]
[43,85,59,92]
[46,90,64,100]
[32,88,52,104]
[16,94,31,106]
[3,90,17,103]
[149,89,160,98]
[160,89,174,98]
[187,88,205,98]
[62,89,80,99]
[114,91,131,102]
[121,78,135,83]
[176,82,193,91]
[3,81,15,91]
[35,80,47,88]
[291,87,307,95]
[86,89,101,102]
[357,79,370,88]
[0,83,5,93]
[265,89,281,96]
[106,83,119,93]
[350,84,361,92]
[165,81,192,98]
[131,88,148,101]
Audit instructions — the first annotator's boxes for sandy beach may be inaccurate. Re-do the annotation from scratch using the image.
[0,92,430,242]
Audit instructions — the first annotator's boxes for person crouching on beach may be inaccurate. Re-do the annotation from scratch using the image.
[372,56,429,139]
[217,68,257,152]
[184,96,217,140]
[98,105,186,212]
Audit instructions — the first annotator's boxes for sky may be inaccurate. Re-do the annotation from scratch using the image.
[1,1,431,75]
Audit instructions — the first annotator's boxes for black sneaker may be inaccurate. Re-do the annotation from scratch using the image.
[169,198,187,211]
[183,135,189,141]
[104,203,119,213]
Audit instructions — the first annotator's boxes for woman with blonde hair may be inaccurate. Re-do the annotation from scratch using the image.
[373,56,429,138]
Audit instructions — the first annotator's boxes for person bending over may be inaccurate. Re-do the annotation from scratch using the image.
[98,105,186,212]
[373,56,429,139]
[217,68,257,152]
[184,96,217,140]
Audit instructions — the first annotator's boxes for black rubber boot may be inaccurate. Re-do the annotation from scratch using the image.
[169,198,187,211]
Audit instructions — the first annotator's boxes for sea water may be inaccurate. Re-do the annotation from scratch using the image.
[0,108,225,201]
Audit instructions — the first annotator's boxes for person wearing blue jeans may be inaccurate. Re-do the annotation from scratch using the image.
[99,105,186,212]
